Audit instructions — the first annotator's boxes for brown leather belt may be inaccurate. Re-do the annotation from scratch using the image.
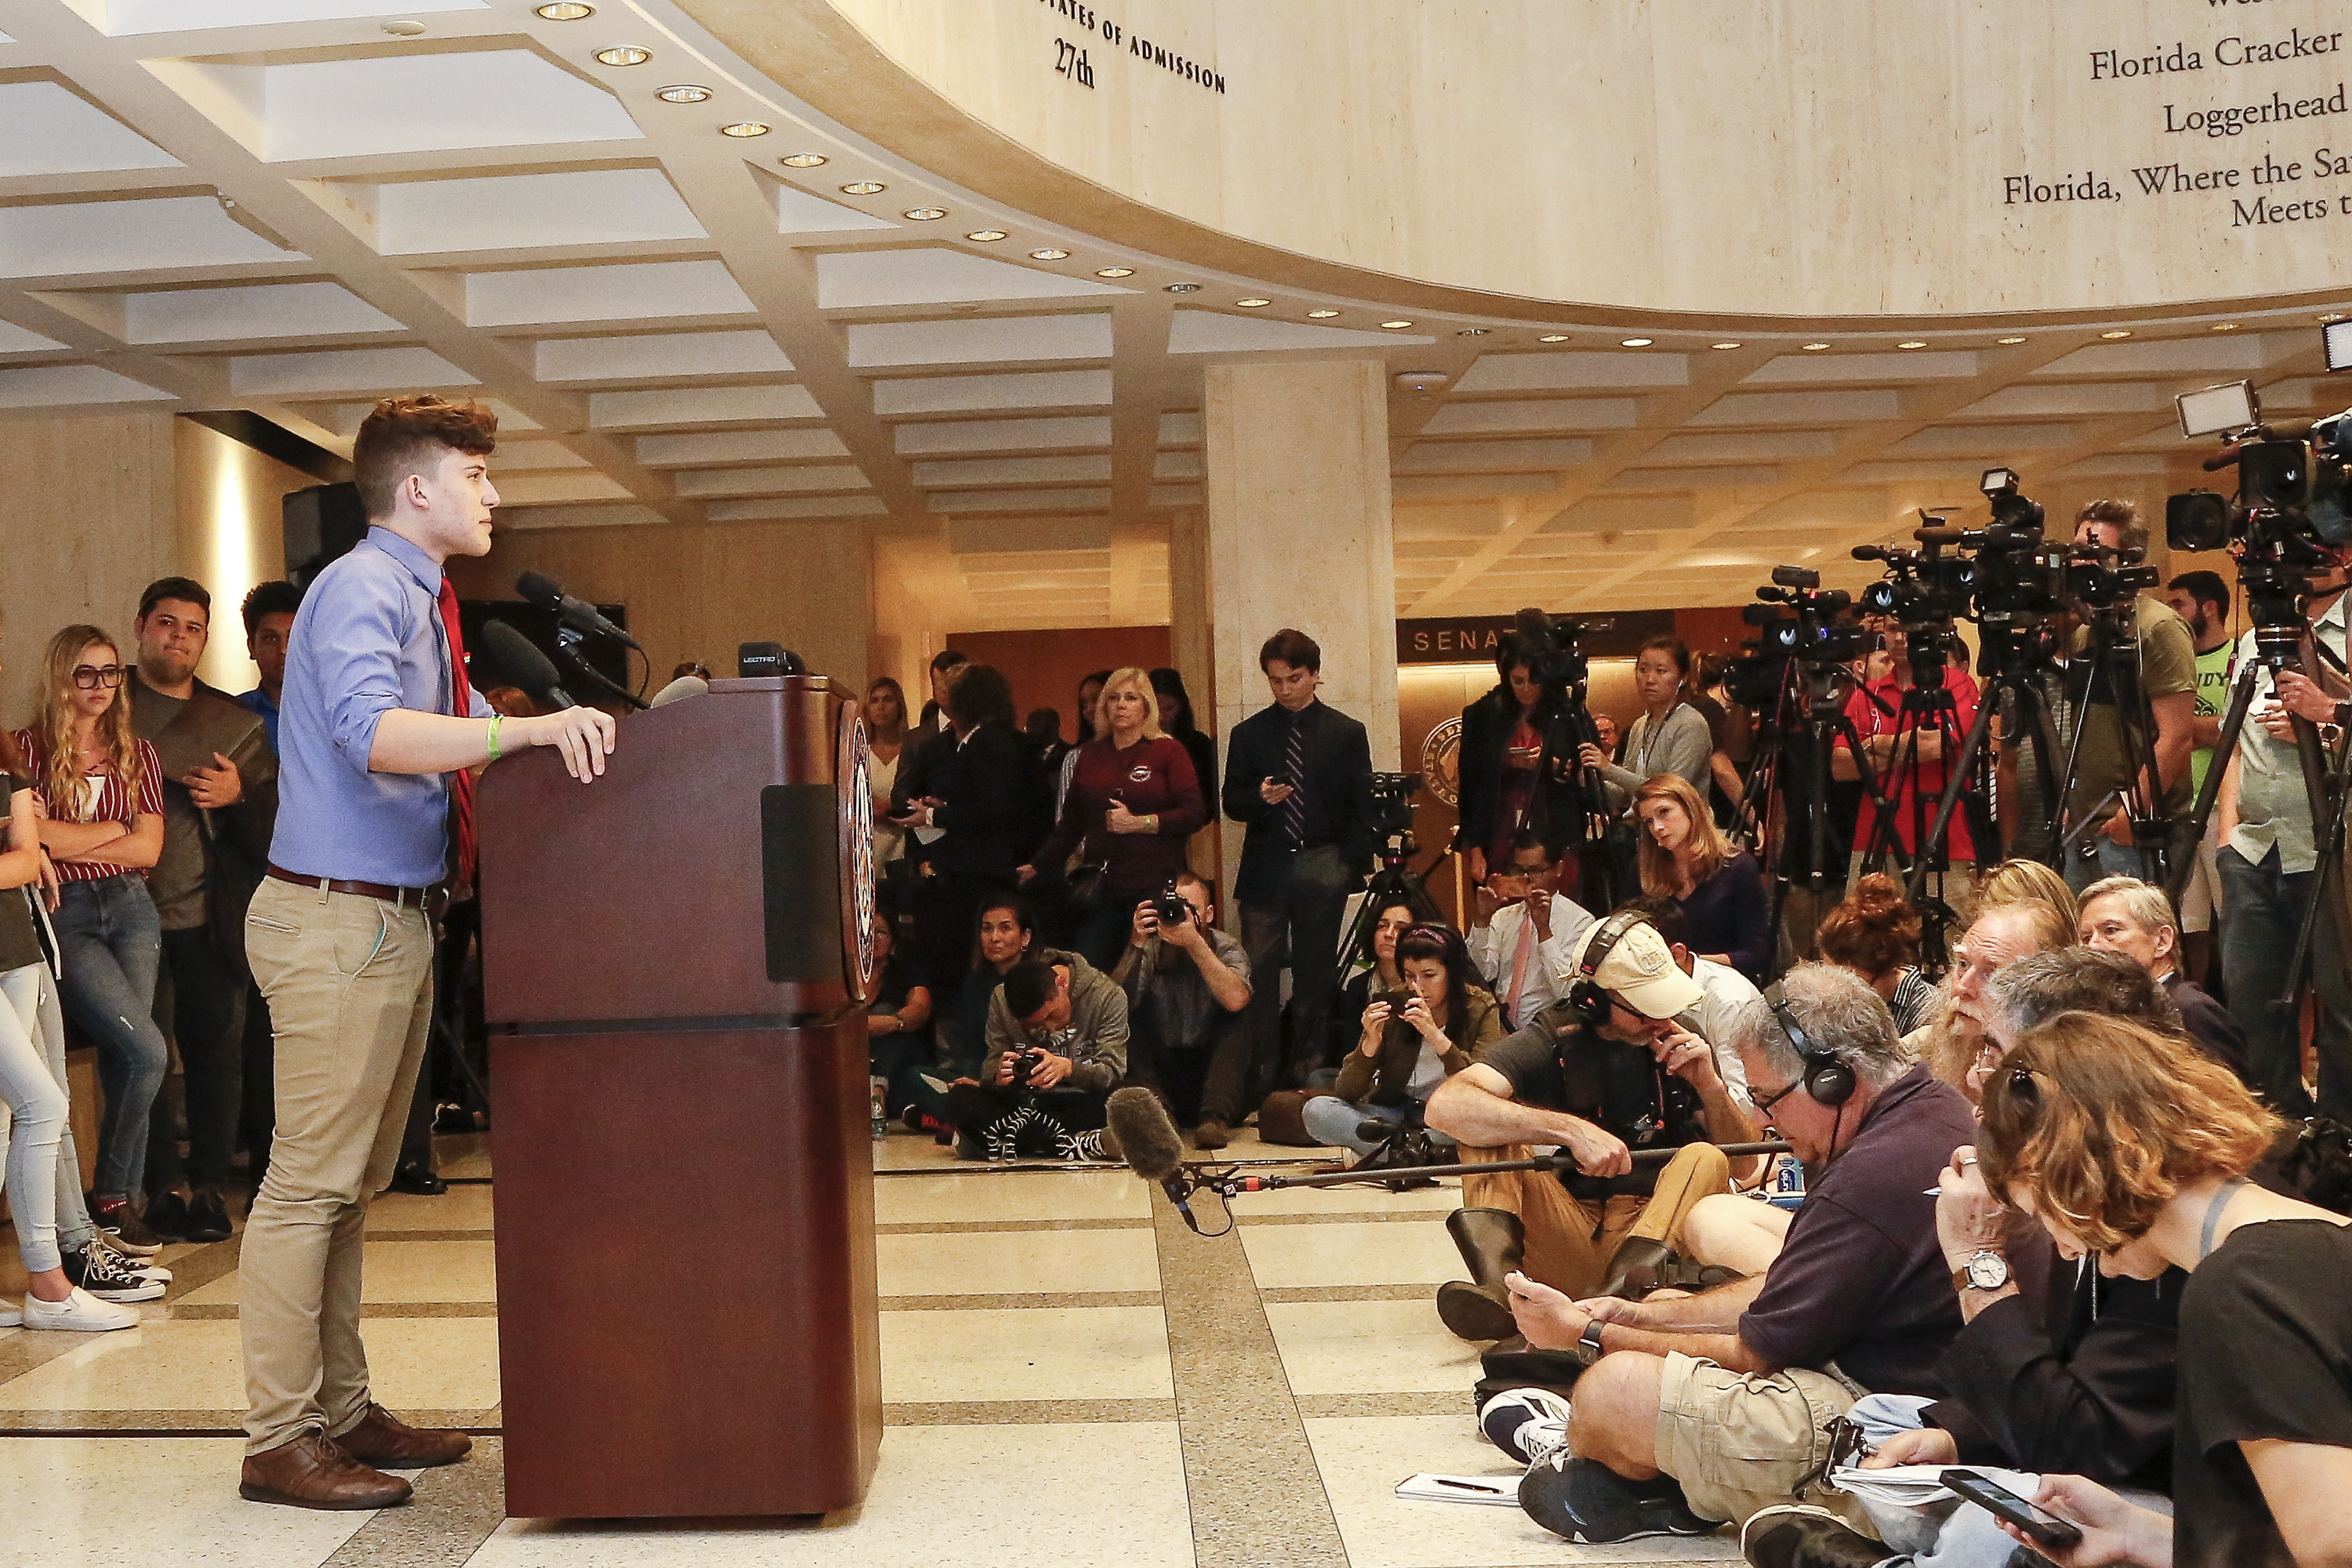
[266,864,435,909]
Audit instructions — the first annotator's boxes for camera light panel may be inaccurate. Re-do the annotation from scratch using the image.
[2326,319,2352,374]
[2176,380,2256,439]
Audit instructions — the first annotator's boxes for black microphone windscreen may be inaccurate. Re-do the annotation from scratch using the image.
[479,619,564,707]
[514,570,563,611]
[1105,1087,1185,1183]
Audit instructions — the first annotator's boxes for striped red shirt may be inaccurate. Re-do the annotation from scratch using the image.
[11,731,165,883]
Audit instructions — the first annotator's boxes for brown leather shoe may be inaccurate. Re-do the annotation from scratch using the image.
[336,1402,473,1468]
[239,1432,413,1510]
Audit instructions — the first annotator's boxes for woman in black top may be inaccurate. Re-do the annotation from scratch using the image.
[1455,637,1588,892]
[1976,1012,2352,1568]
[1150,667,1218,818]
[897,664,1026,997]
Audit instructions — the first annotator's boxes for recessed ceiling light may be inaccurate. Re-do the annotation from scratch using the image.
[1029,249,1070,261]
[839,181,885,195]
[1094,267,1134,278]
[381,19,427,35]
[1711,341,1741,350]
[779,153,829,168]
[964,230,1008,242]
[2321,312,2348,324]
[901,208,946,220]
[718,122,769,138]
[2211,322,2240,332]
[1802,342,1831,351]
[1165,282,1201,293]
[1458,328,1490,336]
[593,45,649,65]
[1896,340,1928,350]
[2100,329,2132,339]
[1381,321,1416,330]
[1620,337,1653,347]
[654,82,711,103]
[1308,309,1341,319]
[1996,336,2027,344]
[1236,298,1271,308]
[1539,333,1570,343]
[535,2,593,17]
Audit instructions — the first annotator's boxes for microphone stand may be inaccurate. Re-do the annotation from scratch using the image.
[1172,1139,1792,1200]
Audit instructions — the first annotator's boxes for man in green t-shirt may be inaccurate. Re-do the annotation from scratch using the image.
[2060,500,2198,893]
[2167,569,2237,980]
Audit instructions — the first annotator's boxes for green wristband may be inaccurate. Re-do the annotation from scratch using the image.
[486,713,503,762]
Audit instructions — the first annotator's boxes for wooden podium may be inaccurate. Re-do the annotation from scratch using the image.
[476,675,882,1519]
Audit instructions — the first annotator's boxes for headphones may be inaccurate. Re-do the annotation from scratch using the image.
[1762,985,1856,1108]
[1563,909,1654,1029]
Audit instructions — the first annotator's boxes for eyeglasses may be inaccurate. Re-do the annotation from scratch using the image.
[1752,1075,1806,1116]
[71,665,125,690]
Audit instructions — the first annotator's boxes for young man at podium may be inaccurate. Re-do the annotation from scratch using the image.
[237,395,616,1512]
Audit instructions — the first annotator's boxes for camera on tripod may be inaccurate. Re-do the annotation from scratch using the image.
[1368,771,1424,856]
[2164,378,2352,625]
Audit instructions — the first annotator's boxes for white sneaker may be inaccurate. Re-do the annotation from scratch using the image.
[89,1231,170,1282]
[1478,1386,1575,1465]
[20,1287,140,1332]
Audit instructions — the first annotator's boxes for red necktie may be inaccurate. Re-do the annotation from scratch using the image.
[435,576,477,889]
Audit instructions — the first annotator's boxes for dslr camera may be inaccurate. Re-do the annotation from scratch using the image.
[1151,878,1191,928]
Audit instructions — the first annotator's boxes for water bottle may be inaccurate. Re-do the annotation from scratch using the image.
[869,1075,888,1143]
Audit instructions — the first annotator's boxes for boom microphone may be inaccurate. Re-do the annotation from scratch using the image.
[1105,1087,1199,1233]
[516,570,641,651]
[478,619,576,712]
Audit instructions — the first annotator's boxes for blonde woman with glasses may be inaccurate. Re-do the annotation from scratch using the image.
[13,626,168,1247]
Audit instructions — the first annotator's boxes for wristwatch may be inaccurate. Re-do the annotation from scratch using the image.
[1571,1319,1608,1367]
[1951,1249,2010,1294]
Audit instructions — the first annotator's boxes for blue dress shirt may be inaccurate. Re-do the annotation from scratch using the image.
[237,687,280,753]
[268,528,488,887]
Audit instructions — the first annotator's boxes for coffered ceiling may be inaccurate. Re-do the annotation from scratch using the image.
[0,0,2346,631]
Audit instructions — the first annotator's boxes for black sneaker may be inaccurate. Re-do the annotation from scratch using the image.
[1519,1453,1720,1544]
[184,1189,234,1243]
[387,1164,447,1196]
[1741,1504,1893,1568]
[143,1189,192,1241]
[63,1244,166,1304]
[92,1200,167,1251]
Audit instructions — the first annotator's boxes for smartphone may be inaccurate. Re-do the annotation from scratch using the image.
[1940,1470,2082,1550]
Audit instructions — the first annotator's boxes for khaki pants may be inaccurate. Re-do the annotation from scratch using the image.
[239,878,434,1456]
[1655,1352,1870,1531]
[1460,1142,1730,1298]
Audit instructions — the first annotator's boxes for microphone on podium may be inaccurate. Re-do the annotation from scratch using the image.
[517,570,641,652]
[1104,1087,1201,1234]
[479,619,576,713]
[648,676,708,708]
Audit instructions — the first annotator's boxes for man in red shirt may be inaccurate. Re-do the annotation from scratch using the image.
[1831,621,1984,909]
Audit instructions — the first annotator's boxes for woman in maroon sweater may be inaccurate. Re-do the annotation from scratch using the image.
[1021,666,1207,971]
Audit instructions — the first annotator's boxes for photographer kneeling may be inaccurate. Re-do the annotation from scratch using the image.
[1303,924,1501,1160]
[1958,1015,2352,1568]
[1112,874,1253,1151]
[1424,912,1755,1334]
[946,954,1129,1162]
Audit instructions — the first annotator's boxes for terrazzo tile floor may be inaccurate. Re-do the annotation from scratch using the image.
[0,1125,1740,1566]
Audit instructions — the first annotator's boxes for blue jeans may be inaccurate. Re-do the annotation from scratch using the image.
[2061,831,2147,895]
[54,874,167,1201]
[2218,844,2352,1120]
[0,961,68,1272]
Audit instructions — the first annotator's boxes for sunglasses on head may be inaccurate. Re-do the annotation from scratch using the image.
[71,665,125,690]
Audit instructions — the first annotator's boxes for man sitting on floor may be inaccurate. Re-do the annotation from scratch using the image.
[1423,911,1758,1336]
[946,953,1128,1161]
[1506,964,1973,1545]
[2075,874,2249,1082]
[1740,947,2188,1568]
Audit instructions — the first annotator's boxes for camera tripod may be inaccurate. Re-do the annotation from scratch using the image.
[1332,832,1447,989]
[1741,652,1899,964]
[1851,629,1986,969]
[2048,601,2176,887]
[2167,564,2352,1043]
